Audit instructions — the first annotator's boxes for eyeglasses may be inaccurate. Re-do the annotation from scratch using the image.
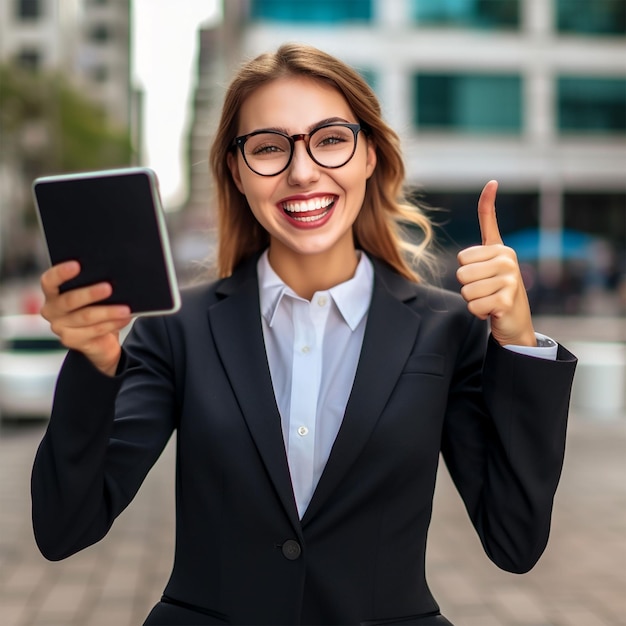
[232,122,366,177]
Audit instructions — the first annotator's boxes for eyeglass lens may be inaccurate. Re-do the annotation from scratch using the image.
[242,124,358,176]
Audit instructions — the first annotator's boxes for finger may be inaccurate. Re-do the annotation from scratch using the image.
[41,282,114,321]
[457,254,518,287]
[477,180,503,246]
[460,275,514,304]
[40,261,81,297]
[62,283,115,313]
[457,263,498,288]
[55,316,130,346]
[63,304,132,328]
[50,308,131,351]
[53,318,132,362]
[457,243,507,267]
[465,295,499,321]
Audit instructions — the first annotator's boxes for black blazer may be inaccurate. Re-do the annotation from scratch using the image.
[31,255,577,626]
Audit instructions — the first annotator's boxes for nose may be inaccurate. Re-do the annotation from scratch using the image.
[286,139,320,186]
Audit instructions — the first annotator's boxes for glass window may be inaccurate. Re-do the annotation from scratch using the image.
[89,24,112,43]
[556,0,626,36]
[411,0,519,29]
[414,73,522,133]
[250,0,371,22]
[558,77,626,133]
[564,192,626,246]
[417,190,539,248]
[16,49,41,71]
[15,0,40,19]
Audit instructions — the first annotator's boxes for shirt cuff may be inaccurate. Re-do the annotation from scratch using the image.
[503,333,558,361]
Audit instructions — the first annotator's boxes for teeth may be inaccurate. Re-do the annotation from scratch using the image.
[291,213,327,223]
[282,196,334,213]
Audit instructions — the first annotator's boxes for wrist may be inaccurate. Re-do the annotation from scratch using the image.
[494,328,537,348]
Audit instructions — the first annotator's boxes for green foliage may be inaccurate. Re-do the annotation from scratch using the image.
[57,81,133,171]
[0,63,133,175]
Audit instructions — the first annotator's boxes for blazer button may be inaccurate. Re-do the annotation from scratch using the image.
[281,539,302,560]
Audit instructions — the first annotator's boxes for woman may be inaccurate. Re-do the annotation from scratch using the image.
[32,44,576,626]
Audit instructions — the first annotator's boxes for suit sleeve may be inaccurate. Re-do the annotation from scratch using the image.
[441,316,577,574]
[31,316,177,561]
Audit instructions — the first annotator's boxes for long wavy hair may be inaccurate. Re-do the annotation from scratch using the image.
[209,43,435,282]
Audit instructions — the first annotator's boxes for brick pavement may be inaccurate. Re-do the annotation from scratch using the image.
[0,413,624,626]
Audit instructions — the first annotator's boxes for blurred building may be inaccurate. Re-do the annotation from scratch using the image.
[185,0,625,311]
[0,0,133,127]
[77,0,134,130]
[0,0,79,72]
[185,28,225,221]
[0,0,135,280]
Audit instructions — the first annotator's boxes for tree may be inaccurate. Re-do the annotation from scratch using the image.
[0,63,133,175]
[0,63,134,276]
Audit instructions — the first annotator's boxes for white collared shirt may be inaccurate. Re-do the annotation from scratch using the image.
[257,250,557,518]
[258,250,373,517]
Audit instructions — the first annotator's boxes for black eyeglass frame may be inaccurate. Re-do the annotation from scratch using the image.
[231,122,367,177]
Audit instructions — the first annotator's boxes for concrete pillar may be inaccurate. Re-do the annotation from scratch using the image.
[374,0,407,27]
[538,183,564,284]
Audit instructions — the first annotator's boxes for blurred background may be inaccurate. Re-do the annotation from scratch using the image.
[0,1,624,625]
[1,0,625,313]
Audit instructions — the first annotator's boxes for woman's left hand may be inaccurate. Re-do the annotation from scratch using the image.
[456,180,536,347]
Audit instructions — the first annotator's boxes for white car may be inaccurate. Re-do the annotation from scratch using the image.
[0,314,67,420]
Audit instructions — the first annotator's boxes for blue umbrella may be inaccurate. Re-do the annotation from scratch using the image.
[503,228,596,262]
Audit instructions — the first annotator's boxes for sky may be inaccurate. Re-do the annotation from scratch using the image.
[132,0,220,208]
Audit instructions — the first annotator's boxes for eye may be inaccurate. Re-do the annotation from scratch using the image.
[246,133,290,158]
[312,126,353,150]
[319,135,345,146]
[251,143,285,156]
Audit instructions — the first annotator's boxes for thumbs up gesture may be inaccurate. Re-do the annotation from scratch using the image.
[456,180,537,347]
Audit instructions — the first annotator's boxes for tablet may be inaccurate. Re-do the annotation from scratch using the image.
[33,167,181,316]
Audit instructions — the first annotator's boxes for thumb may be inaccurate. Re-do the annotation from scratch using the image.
[478,180,503,246]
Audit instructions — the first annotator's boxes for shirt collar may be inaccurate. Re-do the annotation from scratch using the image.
[257,249,373,331]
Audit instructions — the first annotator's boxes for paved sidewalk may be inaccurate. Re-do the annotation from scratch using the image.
[0,412,624,626]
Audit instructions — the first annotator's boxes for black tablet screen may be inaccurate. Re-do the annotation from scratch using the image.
[34,170,178,314]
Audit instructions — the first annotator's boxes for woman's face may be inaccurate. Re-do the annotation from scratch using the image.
[227,76,376,260]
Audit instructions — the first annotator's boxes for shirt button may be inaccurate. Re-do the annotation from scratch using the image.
[297,426,309,437]
[301,345,310,354]
[317,296,328,307]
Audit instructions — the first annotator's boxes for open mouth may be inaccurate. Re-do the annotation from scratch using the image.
[281,195,336,223]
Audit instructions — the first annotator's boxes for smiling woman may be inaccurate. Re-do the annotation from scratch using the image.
[31,43,577,626]
[224,75,377,292]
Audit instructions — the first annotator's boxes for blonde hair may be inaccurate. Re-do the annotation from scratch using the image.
[210,43,435,282]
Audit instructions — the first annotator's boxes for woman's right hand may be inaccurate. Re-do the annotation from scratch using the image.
[40,261,133,376]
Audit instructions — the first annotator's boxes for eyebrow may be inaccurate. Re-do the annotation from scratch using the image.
[248,117,352,136]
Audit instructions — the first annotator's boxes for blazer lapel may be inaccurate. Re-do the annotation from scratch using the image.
[302,260,422,525]
[207,258,301,532]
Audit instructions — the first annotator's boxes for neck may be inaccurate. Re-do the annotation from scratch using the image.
[267,239,359,300]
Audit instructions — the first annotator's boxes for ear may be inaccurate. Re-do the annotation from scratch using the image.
[227,151,245,194]
[365,138,377,180]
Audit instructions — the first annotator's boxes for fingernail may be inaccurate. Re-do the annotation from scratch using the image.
[97,283,113,296]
